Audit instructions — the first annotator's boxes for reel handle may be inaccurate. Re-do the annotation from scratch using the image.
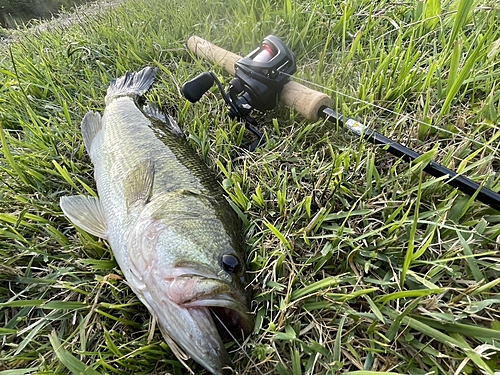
[187,35,333,121]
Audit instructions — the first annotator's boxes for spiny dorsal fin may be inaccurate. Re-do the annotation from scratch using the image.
[81,111,102,155]
[125,159,155,209]
[60,195,107,239]
[142,102,185,137]
[164,113,184,137]
[142,102,167,122]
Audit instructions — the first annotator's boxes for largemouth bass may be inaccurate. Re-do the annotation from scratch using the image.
[60,67,253,374]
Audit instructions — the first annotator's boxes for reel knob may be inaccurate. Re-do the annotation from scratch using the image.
[181,72,214,103]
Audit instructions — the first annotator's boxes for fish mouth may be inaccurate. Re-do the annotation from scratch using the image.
[168,273,254,340]
[211,306,251,341]
[128,251,252,373]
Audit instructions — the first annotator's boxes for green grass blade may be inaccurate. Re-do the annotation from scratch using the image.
[446,0,475,51]
[49,331,101,375]
[440,27,490,117]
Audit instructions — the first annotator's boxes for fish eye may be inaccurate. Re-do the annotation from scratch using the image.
[221,254,240,274]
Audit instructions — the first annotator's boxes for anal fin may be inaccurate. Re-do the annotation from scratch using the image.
[60,195,108,239]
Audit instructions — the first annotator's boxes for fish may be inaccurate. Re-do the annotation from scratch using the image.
[60,66,253,375]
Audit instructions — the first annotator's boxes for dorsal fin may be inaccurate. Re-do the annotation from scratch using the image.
[142,102,185,138]
[142,102,167,122]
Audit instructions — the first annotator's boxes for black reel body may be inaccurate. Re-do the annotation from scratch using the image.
[182,35,296,149]
[230,35,296,113]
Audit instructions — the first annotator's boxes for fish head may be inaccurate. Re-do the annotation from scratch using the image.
[126,194,253,374]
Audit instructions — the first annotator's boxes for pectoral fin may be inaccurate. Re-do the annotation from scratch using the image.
[125,160,155,208]
[60,195,108,239]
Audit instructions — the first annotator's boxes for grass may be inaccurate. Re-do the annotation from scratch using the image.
[1,0,500,374]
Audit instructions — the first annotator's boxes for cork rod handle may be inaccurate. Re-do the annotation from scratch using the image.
[186,35,332,121]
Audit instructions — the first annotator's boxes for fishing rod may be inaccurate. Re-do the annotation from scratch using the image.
[182,35,500,212]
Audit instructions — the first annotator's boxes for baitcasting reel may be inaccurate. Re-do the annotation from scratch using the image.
[182,35,297,149]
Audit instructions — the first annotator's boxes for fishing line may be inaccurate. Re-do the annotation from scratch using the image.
[283,72,500,154]
[211,312,266,375]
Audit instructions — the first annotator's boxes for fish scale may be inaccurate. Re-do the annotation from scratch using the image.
[60,66,252,375]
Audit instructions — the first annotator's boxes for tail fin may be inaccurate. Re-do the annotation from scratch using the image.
[105,66,158,105]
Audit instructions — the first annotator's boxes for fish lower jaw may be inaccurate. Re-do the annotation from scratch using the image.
[154,300,252,374]
[158,304,233,375]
